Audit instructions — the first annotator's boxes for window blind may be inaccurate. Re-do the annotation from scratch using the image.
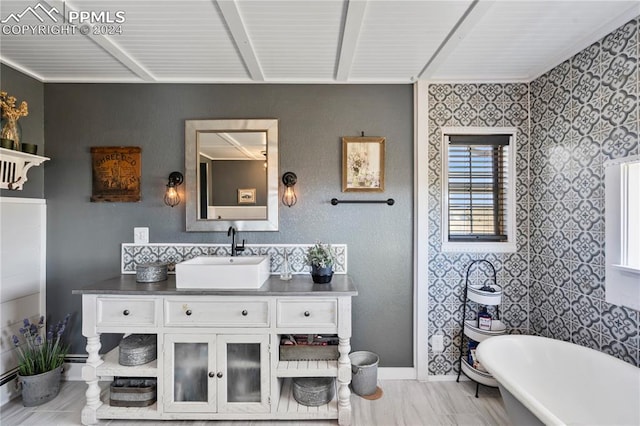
[447,135,510,242]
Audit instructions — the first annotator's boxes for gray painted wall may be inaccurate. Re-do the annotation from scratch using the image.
[0,64,44,199]
[43,84,415,366]
[211,160,267,206]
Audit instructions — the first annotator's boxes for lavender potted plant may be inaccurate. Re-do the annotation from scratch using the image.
[12,314,70,406]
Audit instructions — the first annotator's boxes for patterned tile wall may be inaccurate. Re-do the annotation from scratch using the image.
[121,243,347,275]
[529,18,640,366]
[427,83,531,375]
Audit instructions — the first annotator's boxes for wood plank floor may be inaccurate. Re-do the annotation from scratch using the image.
[0,380,509,425]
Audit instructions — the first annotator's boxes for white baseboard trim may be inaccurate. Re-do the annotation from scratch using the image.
[377,367,416,380]
[0,379,20,406]
[62,361,85,382]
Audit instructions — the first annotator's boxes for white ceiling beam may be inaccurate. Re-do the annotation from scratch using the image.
[84,37,156,83]
[218,133,261,160]
[417,0,494,80]
[336,0,368,81]
[216,0,264,82]
[41,0,156,82]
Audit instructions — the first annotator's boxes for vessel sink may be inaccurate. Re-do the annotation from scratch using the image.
[175,255,270,289]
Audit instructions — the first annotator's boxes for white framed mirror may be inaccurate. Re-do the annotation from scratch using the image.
[185,119,278,231]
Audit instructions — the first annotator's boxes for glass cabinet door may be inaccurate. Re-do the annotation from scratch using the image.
[164,335,216,412]
[216,334,270,413]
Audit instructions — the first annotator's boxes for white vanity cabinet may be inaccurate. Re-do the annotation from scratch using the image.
[74,275,357,425]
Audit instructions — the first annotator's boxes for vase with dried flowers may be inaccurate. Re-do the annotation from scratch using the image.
[12,314,70,406]
[0,90,29,150]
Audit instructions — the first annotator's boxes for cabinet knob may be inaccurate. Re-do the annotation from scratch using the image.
[241,310,248,316]
[186,309,192,316]
[217,372,223,378]
[123,310,130,316]
[208,371,215,378]
[304,311,310,317]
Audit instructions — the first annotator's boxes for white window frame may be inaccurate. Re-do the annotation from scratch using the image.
[441,127,517,253]
[605,154,640,311]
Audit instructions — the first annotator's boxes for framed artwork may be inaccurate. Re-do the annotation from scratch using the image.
[342,136,385,192]
[90,146,141,202]
[238,188,256,204]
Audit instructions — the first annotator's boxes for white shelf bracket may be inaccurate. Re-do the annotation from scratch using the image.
[0,147,50,190]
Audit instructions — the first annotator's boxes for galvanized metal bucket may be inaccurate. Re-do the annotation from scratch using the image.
[349,351,379,396]
[292,377,335,406]
[136,262,167,283]
[119,334,157,366]
[18,366,62,407]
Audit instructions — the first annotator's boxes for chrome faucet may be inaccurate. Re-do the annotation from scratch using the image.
[227,226,245,256]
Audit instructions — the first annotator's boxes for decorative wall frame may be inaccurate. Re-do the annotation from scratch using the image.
[90,146,141,202]
[238,188,256,204]
[342,136,385,192]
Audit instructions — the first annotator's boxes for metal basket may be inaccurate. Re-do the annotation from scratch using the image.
[119,334,157,366]
[292,377,335,406]
[110,378,157,407]
[136,262,167,283]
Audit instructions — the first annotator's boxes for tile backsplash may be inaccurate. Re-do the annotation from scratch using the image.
[121,243,347,275]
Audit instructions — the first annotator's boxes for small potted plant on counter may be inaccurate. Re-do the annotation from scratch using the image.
[12,314,70,407]
[306,242,335,284]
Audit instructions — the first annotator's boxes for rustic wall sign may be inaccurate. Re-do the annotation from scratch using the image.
[91,146,141,202]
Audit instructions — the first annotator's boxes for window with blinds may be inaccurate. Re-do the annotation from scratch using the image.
[447,134,510,242]
[440,128,516,253]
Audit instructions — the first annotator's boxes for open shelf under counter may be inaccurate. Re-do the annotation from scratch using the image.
[96,348,158,377]
[96,400,161,420]
[95,382,159,421]
[276,378,338,419]
[276,359,338,377]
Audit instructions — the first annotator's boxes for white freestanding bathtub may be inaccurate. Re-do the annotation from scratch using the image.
[476,335,640,426]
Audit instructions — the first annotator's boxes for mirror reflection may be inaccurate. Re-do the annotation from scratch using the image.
[185,119,279,232]
[199,131,268,220]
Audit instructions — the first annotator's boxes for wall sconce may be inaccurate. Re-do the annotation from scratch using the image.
[164,171,183,207]
[281,172,297,207]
